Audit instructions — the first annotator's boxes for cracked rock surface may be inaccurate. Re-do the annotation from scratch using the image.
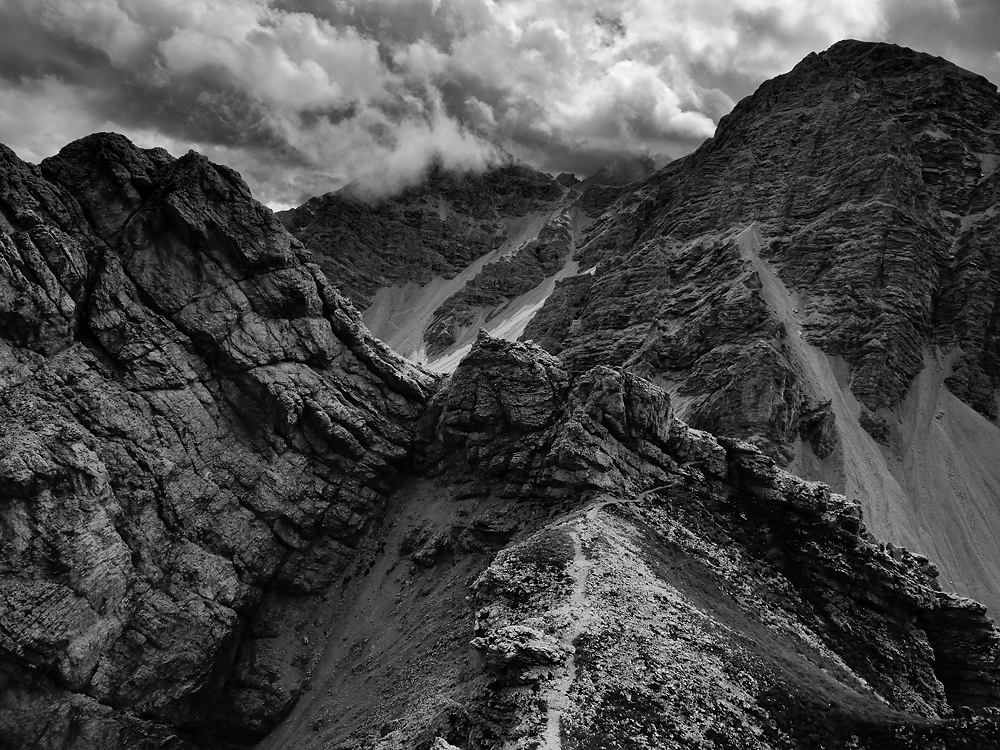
[519,40,1000,614]
[0,133,433,747]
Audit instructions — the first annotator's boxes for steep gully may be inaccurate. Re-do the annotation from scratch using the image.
[362,195,592,374]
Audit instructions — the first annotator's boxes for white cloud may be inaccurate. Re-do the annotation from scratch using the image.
[0,77,104,164]
[1,0,996,207]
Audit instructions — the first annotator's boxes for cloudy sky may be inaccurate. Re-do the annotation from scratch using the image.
[1,0,998,208]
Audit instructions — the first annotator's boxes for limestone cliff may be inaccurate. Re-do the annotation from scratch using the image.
[263,335,1000,750]
[280,158,652,371]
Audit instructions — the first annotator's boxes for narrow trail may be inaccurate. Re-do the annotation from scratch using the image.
[541,525,590,750]
[541,484,671,749]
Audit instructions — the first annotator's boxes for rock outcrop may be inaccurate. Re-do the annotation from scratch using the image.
[279,164,563,312]
[276,40,1000,617]
[280,158,649,371]
[0,133,433,748]
[261,334,1000,750]
[533,41,1000,420]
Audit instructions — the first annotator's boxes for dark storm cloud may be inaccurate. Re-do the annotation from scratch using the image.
[0,1,304,166]
[594,11,627,46]
[0,1,996,208]
[273,0,462,48]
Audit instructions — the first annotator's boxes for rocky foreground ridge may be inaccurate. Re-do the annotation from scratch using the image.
[1,119,1000,748]
[0,132,435,746]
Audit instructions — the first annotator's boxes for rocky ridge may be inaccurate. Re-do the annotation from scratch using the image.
[292,40,1000,616]
[272,40,1000,617]
[0,133,433,747]
[279,164,564,312]
[528,41,1000,418]
[264,333,1000,750]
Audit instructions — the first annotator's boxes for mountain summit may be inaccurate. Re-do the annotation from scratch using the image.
[517,37,1000,615]
[2,41,1000,750]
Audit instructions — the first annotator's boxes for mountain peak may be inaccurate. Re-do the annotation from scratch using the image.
[711,37,1000,151]
[817,38,995,85]
[781,38,999,97]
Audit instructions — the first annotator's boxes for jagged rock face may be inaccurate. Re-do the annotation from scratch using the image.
[279,160,649,371]
[517,40,1000,614]
[278,164,564,311]
[532,40,1000,415]
[4,41,1000,750]
[569,154,658,217]
[262,334,1000,750]
[423,209,575,357]
[0,133,434,748]
[522,43,993,393]
[281,163,570,369]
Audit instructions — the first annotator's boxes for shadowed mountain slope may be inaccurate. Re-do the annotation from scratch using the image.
[279,159,654,372]
[0,133,434,747]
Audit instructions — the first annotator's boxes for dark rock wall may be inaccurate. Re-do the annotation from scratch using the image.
[0,134,434,748]
[404,334,1000,749]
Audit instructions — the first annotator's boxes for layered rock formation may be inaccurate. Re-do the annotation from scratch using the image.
[527,40,1000,421]
[521,40,1000,614]
[263,334,1000,750]
[291,40,1000,615]
[279,164,563,311]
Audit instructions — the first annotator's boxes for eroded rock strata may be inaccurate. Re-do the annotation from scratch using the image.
[525,40,1000,435]
[264,334,1000,750]
[278,164,564,312]
[278,40,1000,616]
[279,154,652,370]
